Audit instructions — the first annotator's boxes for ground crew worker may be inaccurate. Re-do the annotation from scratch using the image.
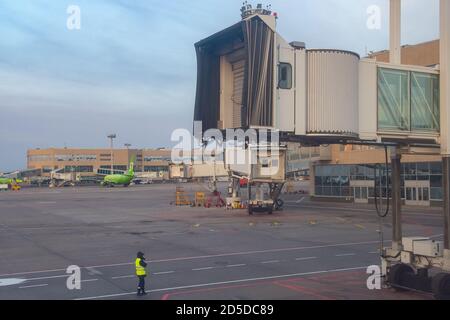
[135,251,148,296]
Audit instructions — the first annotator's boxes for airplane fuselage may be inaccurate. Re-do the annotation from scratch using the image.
[103,174,133,186]
[0,178,14,185]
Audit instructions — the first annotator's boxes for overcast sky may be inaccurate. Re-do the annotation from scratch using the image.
[0,0,440,171]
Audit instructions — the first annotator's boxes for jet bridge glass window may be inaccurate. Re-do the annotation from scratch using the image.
[378,68,410,131]
[278,63,292,89]
[378,68,440,133]
[411,72,440,131]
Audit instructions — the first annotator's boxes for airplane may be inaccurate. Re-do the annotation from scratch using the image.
[102,158,135,187]
[0,177,23,185]
[0,177,23,191]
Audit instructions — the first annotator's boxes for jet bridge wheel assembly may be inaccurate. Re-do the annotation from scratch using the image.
[388,264,416,292]
[432,273,450,300]
[387,263,450,299]
[247,203,273,215]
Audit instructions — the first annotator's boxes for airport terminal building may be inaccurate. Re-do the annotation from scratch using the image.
[311,40,444,207]
[27,148,172,180]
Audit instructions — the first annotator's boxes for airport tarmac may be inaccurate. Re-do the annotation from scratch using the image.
[0,183,443,300]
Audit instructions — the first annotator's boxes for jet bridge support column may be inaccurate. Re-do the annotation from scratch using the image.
[443,158,450,251]
[391,148,402,250]
[441,0,450,261]
[389,0,401,65]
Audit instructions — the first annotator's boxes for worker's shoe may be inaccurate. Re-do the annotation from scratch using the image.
[137,289,143,296]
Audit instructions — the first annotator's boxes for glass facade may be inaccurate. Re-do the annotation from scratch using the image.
[378,68,439,132]
[143,156,172,162]
[314,162,443,202]
[287,146,321,172]
[56,154,97,161]
[314,165,351,197]
[100,165,127,171]
[28,155,52,162]
[64,166,93,173]
[144,166,169,172]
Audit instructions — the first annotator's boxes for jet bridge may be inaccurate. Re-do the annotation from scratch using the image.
[194,1,450,299]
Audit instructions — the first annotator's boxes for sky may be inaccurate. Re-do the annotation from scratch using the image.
[0,0,440,171]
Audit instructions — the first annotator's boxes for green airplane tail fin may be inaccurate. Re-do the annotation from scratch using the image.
[128,156,136,176]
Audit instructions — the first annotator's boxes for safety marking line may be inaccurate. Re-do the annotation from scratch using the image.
[296,197,305,203]
[261,260,280,264]
[226,264,246,268]
[81,279,98,283]
[86,267,103,275]
[192,267,215,271]
[19,284,49,289]
[75,266,368,300]
[153,271,175,275]
[295,257,317,261]
[26,275,68,281]
[112,275,134,279]
[335,253,356,257]
[0,240,379,277]
[0,278,27,287]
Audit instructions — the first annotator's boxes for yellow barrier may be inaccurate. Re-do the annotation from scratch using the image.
[195,192,206,207]
[175,187,191,206]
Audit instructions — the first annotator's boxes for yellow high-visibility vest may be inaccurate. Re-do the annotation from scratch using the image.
[135,258,146,276]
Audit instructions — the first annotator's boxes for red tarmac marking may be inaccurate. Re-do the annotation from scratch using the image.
[273,280,332,300]
[160,270,366,300]
[160,281,272,300]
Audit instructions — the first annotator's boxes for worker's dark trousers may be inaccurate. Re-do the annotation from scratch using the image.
[137,275,146,294]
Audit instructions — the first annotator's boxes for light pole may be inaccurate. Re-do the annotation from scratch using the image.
[108,134,116,175]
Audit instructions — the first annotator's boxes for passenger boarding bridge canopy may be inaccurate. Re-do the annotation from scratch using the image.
[193,2,448,149]
[194,15,275,130]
